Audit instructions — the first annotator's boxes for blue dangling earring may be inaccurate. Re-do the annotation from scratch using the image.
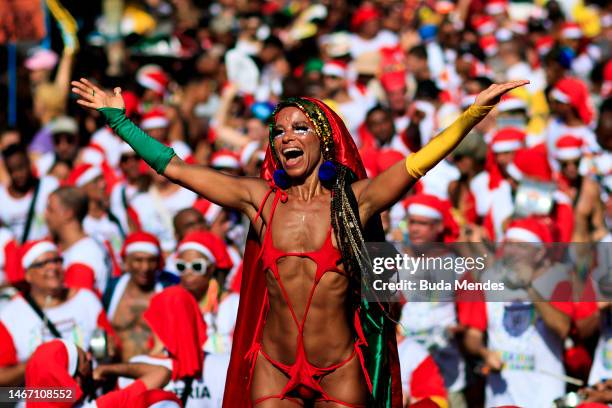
[273,169,291,189]
[318,160,337,186]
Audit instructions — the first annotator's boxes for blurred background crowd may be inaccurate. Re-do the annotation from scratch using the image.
[0,0,611,406]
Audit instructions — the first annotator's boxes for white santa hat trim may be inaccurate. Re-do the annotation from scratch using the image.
[555,147,582,161]
[60,340,79,377]
[203,203,223,224]
[141,116,170,130]
[492,140,522,153]
[498,98,527,112]
[322,62,347,78]
[211,155,240,169]
[176,243,216,263]
[505,227,542,243]
[551,88,570,104]
[505,162,523,181]
[81,148,105,166]
[125,242,160,256]
[23,241,59,269]
[406,203,442,219]
[561,26,582,40]
[75,166,103,187]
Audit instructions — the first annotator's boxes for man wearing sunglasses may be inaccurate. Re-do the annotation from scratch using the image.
[174,231,238,354]
[0,239,114,387]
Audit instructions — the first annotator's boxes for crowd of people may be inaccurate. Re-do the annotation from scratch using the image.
[0,0,612,407]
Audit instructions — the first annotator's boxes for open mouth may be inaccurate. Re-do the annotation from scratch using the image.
[283,147,304,167]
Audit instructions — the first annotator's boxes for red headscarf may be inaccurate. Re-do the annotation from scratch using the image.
[143,286,207,380]
[25,340,83,408]
[225,97,402,407]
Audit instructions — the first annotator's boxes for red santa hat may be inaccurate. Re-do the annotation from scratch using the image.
[551,78,594,124]
[560,22,582,40]
[136,65,169,95]
[490,127,526,153]
[121,232,161,259]
[25,339,82,407]
[210,150,241,170]
[141,108,169,130]
[479,35,498,57]
[176,231,233,270]
[239,141,264,168]
[554,134,584,161]
[65,163,103,187]
[322,60,348,79]
[143,286,207,380]
[351,5,381,32]
[473,15,497,36]
[380,71,407,92]
[403,194,460,242]
[535,36,555,56]
[498,95,528,113]
[193,198,223,225]
[485,0,507,15]
[504,216,553,243]
[20,239,59,270]
[506,147,553,182]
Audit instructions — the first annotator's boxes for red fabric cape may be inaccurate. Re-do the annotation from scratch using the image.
[223,97,401,407]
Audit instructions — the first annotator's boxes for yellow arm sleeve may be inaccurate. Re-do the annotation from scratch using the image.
[405,104,494,179]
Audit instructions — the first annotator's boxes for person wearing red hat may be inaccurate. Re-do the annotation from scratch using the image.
[45,186,112,293]
[140,108,192,161]
[25,338,175,408]
[461,217,573,408]
[322,59,374,139]
[136,65,169,108]
[483,147,574,242]
[0,240,115,387]
[553,134,606,242]
[209,149,242,176]
[118,286,230,407]
[0,144,60,243]
[349,4,398,59]
[174,231,237,354]
[65,163,124,260]
[102,232,178,362]
[72,75,528,406]
[471,127,525,222]
[398,193,467,406]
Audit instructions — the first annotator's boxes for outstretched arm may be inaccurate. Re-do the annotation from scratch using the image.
[71,79,266,217]
[354,80,529,223]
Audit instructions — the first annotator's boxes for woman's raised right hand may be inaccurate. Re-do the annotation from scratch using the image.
[71,78,125,111]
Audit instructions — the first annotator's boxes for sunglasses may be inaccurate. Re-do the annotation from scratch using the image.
[175,258,210,274]
[29,256,63,269]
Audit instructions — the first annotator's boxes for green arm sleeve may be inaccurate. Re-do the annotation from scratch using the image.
[98,107,176,174]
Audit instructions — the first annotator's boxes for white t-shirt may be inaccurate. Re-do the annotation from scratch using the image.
[83,214,124,257]
[0,289,106,364]
[203,293,239,354]
[0,176,59,241]
[349,30,399,59]
[476,266,570,407]
[399,301,466,392]
[119,354,229,408]
[62,236,112,293]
